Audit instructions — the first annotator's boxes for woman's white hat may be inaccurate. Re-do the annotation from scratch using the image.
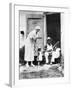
[47,37,51,40]
[35,26,41,30]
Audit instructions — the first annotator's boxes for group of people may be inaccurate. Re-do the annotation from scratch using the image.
[19,26,61,67]
[37,37,61,65]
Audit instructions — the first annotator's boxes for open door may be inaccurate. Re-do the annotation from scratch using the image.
[46,13,61,47]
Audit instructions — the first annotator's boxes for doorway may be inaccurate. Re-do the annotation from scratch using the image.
[46,13,61,47]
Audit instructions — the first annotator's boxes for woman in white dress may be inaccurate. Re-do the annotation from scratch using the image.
[24,26,41,67]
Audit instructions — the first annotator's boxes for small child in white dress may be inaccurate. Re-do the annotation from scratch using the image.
[37,48,43,65]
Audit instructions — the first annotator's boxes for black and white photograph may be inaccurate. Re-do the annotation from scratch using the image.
[19,10,64,79]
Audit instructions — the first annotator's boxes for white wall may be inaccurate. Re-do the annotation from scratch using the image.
[20,11,27,33]
[0,0,72,89]
[20,11,27,48]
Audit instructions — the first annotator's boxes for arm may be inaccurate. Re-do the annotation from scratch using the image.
[31,37,36,42]
[36,37,42,40]
[31,36,42,42]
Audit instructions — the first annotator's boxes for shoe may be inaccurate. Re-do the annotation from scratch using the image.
[25,64,29,67]
[31,64,35,67]
[50,63,52,65]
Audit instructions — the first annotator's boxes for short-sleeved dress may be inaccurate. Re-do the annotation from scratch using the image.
[24,30,38,61]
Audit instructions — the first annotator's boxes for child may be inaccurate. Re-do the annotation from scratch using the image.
[37,48,43,65]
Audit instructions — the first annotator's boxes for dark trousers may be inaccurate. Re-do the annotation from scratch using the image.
[19,46,26,65]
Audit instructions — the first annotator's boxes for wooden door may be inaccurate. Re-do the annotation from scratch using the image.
[27,14,44,50]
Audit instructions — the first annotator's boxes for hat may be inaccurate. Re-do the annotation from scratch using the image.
[35,26,41,30]
[47,37,51,40]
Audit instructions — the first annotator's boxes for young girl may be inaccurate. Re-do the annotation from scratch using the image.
[37,48,42,65]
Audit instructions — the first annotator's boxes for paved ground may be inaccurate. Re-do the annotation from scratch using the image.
[19,64,64,79]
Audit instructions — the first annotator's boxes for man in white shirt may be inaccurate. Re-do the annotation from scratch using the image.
[45,37,53,64]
